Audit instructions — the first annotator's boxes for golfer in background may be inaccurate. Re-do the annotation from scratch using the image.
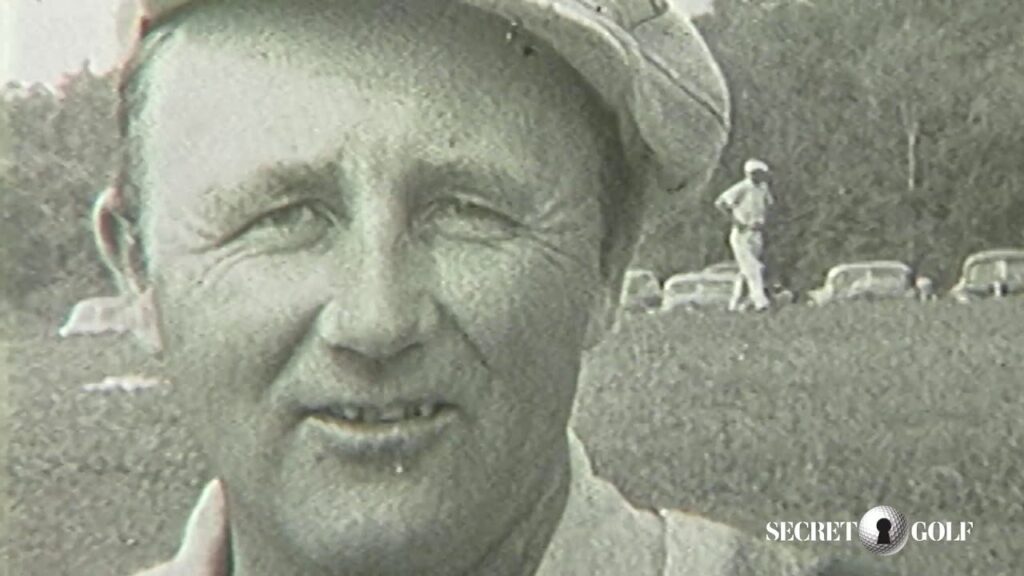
[715,159,774,312]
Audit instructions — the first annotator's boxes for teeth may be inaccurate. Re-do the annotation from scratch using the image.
[379,406,405,422]
[361,406,381,423]
[325,403,441,424]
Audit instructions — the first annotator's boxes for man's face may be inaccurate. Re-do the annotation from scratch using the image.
[134,1,616,573]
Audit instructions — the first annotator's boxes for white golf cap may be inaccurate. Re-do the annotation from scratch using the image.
[117,0,730,208]
[743,159,770,174]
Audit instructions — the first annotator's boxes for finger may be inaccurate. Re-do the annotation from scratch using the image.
[173,478,230,574]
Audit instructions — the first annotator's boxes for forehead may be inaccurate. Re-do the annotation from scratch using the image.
[133,0,619,195]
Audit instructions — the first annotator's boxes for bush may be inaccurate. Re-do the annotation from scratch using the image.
[1,69,118,316]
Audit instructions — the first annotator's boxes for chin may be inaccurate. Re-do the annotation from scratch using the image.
[260,453,489,576]
[273,494,475,576]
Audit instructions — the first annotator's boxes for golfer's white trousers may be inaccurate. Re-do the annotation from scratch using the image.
[728,227,770,310]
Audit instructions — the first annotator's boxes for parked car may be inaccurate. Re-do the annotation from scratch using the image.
[700,261,795,307]
[949,248,1024,303]
[660,272,737,312]
[806,261,917,306]
[620,269,662,313]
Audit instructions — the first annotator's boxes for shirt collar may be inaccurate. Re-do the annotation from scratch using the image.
[534,428,664,575]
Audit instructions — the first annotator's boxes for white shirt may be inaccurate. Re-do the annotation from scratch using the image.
[536,430,874,575]
[716,180,774,229]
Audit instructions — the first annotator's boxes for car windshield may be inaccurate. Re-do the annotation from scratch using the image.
[666,280,700,295]
[869,267,910,287]
[829,269,867,291]
[700,277,736,296]
[667,276,733,296]
[831,266,907,292]
[967,261,1003,284]
[968,257,1024,284]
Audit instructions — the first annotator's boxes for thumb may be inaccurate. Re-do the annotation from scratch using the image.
[173,478,230,575]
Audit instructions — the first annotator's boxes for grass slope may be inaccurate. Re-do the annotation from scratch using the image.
[576,299,1023,575]
[3,298,1022,575]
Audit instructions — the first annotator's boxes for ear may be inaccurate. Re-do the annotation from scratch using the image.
[94,186,141,293]
[92,186,163,353]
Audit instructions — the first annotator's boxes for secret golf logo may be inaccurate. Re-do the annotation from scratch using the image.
[765,504,973,556]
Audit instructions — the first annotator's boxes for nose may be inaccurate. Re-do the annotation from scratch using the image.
[316,219,439,360]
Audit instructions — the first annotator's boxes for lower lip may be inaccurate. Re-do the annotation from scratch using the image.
[301,407,456,460]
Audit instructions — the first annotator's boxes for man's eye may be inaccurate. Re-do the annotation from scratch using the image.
[420,196,520,241]
[236,203,334,249]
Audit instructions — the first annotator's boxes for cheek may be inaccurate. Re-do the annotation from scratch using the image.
[433,240,596,415]
[152,254,324,407]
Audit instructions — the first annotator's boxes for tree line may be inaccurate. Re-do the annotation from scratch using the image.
[1,64,118,315]
[637,0,1024,290]
[2,0,1022,316]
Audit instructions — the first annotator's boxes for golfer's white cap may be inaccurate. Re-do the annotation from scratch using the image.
[116,0,730,208]
[743,159,770,175]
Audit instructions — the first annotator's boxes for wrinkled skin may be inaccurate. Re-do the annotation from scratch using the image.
[113,1,627,575]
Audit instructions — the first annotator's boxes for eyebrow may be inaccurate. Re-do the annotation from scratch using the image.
[202,161,342,214]
[408,157,539,217]
[181,160,343,244]
[196,155,544,228]
[216,161,340,199]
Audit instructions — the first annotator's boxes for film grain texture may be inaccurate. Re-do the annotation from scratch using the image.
[2,1,1022,575]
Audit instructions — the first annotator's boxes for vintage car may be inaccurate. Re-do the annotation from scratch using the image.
[949,248,1024,302]
[806,261,917,306]
[660,271,737,312]
[619,269,662,313]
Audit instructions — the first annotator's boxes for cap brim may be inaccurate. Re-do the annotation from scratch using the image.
[463,0,729,196]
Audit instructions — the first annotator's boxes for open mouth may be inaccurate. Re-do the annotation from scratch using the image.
[302,399,456,460]
[317,399,446,422]
[311,400,450,427]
